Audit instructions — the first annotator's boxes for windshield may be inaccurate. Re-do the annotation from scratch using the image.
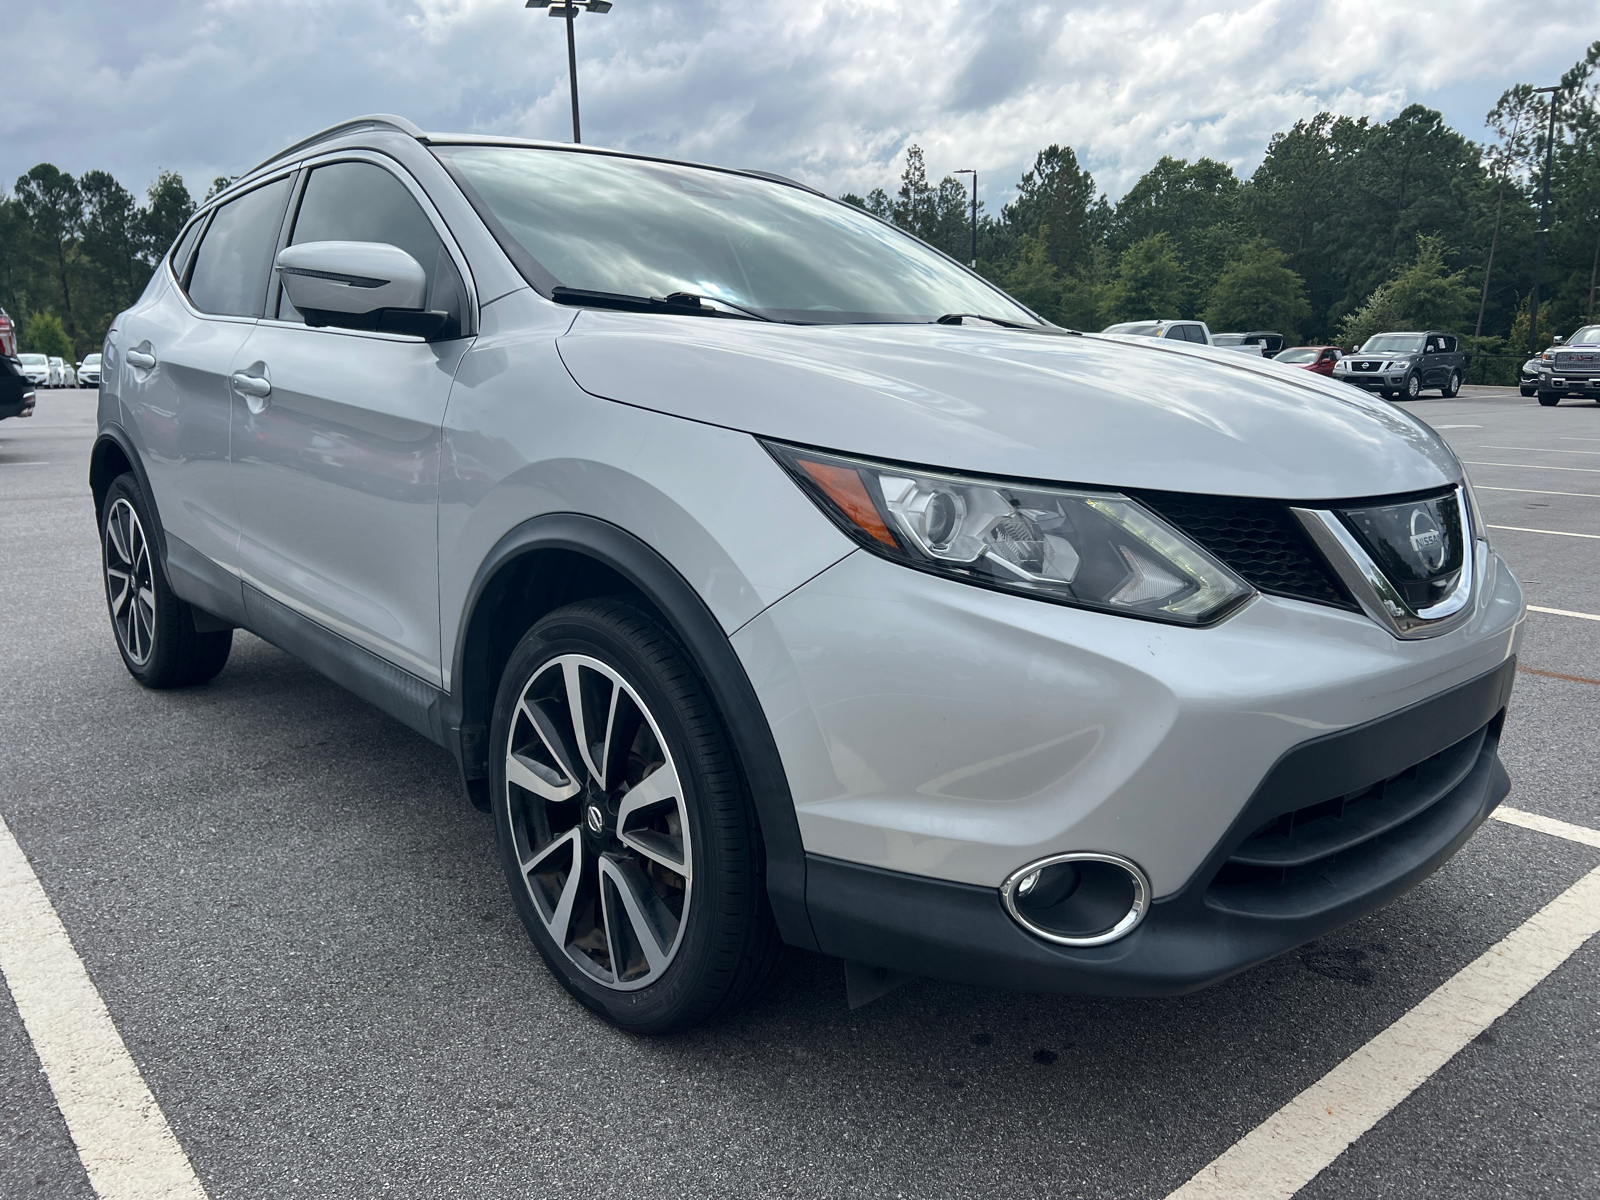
[18,354,45,366]
[1102,322,1163,337]
[1359,334,1424,354]
[438,147,1038,327]
[1274,347,1318,363]
[83,355,101,366]
[1211,333,1245,345]
[1566,325,1600,346]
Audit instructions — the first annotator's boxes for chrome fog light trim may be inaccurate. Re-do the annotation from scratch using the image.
[1000,852,1151,948]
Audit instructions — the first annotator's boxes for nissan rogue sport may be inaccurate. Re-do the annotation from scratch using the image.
[93,116,1525,1032]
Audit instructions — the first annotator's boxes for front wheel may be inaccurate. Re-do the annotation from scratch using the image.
[490,597,779,1033]
[1402,373,1422,401]
[1538,392,1561,407]
[1442,370,1461,398]
[1520,384,1536,397]
[101,474,232,687]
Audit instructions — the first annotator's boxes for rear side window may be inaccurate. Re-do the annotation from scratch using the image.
[186,177,292,318]
[1185,325,1207,343]
[275,160,464,336]
[169,217,204,280]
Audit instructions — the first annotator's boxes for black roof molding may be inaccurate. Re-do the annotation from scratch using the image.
[237,114,427,185]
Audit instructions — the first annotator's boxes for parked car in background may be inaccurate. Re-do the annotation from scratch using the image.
[1213,331,1285,357]
[48,356,69,387]
[17,353,50,388]
[77,354,103,388]
[1536,324,1600,406]
[1520,353,1544,397]
[1332,331,1465,400]
[1,355,38,422]
[1101,319,1214,345]
[1273,346,1342,376]
[0,308,16,358]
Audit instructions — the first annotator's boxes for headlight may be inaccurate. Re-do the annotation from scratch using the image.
[764,442,1254,626]
[1388,358,1412,370]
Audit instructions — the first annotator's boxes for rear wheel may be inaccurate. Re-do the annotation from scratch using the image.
[489,597,779,1033]
[1538,392,1562,407]
[1442,370,1461,398]
[101,474,232,688]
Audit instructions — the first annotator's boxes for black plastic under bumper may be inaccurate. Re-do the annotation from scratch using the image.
[805,658,1516,997]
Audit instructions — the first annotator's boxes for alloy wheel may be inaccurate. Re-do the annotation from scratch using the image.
[104,497,156,665]
[504,653,692,991]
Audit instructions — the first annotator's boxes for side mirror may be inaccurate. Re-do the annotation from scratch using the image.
[1552,336,1566,345]
[276,241,447,339]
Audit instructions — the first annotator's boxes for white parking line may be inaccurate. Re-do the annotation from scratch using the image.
[1528,605,1600,622]
[1475,485,1600,498]
[1167,809,1600,1200]
[1432,424,1482,429]
[1463,460,1600,474]
[1486,445,1600,456]
[1488,525,1600,540]
[0,812,207,1200]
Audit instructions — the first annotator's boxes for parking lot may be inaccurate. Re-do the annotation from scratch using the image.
[1,383,1596,1199]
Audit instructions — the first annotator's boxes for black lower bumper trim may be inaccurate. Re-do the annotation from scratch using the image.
[805,659,1515,996]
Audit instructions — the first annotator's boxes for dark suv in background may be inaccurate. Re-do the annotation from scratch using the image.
[1334,331,1465,400]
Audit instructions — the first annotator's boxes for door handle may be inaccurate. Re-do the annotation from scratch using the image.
[231,370,272,413]
[126,349,156,369]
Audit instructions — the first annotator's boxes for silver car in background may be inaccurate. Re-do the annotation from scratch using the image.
[94,115,1524,1032]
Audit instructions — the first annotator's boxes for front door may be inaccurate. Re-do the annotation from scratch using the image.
[230,156,473,684]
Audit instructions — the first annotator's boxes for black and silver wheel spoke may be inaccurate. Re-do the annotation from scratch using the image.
[506,653,692,990]
[105,498,155,666]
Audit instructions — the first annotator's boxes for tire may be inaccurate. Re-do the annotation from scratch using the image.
[101,474,232,688]
[489,597,780,1033]
[1537,392,1561,407]
[1520,385,1536,397]
[1402,373,1422,401]
[1379,389,1396,400]
[1442,370,1461,398]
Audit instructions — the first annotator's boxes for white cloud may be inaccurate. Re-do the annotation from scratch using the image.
[1,0,1592,211]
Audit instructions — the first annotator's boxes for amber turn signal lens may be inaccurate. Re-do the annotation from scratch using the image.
[797,459,898,547]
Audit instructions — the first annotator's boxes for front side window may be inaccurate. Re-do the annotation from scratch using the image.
[186,177,292,318]
[1163,326,1188,340]
[436,146,1038,327]
[276,160,464,336]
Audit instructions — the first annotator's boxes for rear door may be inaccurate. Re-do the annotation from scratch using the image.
[117,175,293,613]
[230,154,474,684]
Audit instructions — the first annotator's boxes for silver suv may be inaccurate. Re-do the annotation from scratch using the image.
[94,116,1525,1032]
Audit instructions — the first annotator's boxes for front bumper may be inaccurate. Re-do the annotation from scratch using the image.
[0,388,36,420]
[1340,372,1407,391]
[1540,372,1600,394]
[807,658,1514,995]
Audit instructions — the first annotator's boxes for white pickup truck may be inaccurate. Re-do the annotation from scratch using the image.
[1101,319,1217,345]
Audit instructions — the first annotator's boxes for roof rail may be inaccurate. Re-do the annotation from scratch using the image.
[238,114,427,183]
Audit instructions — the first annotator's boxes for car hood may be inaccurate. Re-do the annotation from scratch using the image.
[556,311,1460,500]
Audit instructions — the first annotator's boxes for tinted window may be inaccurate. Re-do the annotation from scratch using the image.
[186,177,291,317]
[439,146,1038,326]
[1163,326,1188,340]
[1185,325,1207,343]
[1442,335,1457,352]
[169,217,204,279]
[277,160,463,334]
[1360,334,1424,354]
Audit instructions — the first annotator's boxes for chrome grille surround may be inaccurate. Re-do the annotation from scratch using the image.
[1290,486,1479,639]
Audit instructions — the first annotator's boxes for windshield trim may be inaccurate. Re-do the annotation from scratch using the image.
[430,143,1045,329]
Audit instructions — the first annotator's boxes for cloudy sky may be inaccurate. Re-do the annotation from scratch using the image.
[4,0,1594,211]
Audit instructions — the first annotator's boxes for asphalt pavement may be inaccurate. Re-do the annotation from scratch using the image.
[1,384,1596,1199]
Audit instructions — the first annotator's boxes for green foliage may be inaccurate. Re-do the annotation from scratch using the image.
[1386,234,1476,330]
[1336,285,1403,348]
[22,311,73,359]
[1099,234,1185,325]
[1203,238,1311,336]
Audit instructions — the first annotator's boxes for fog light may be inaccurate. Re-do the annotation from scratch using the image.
[1001,852,1150,947]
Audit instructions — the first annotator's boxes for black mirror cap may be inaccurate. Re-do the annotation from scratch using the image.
[302,307,452,340]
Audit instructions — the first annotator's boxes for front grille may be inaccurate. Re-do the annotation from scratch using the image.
[1207,719,1496,917]
[1133,491,1355,610]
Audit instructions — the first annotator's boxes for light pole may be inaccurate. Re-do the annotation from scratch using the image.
[528,1,613,144]
[954,169,977,267]
[1527,83,1563,355]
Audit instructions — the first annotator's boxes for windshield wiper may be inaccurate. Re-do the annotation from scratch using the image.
[550,287,770,321]
[934,312,1034,329]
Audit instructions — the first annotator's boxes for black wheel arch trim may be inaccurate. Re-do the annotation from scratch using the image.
[90,423,165,560]
[445,511,818,951]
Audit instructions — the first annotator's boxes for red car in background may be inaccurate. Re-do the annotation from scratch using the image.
[0,308,16,358]
[1273,345,1342,376]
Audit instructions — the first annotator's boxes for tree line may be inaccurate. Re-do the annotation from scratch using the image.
[3,41,1595,373]
[845,41,1600,375]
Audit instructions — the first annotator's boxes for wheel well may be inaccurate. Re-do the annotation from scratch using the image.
[90,438,134,520]
[456,548,657,781]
